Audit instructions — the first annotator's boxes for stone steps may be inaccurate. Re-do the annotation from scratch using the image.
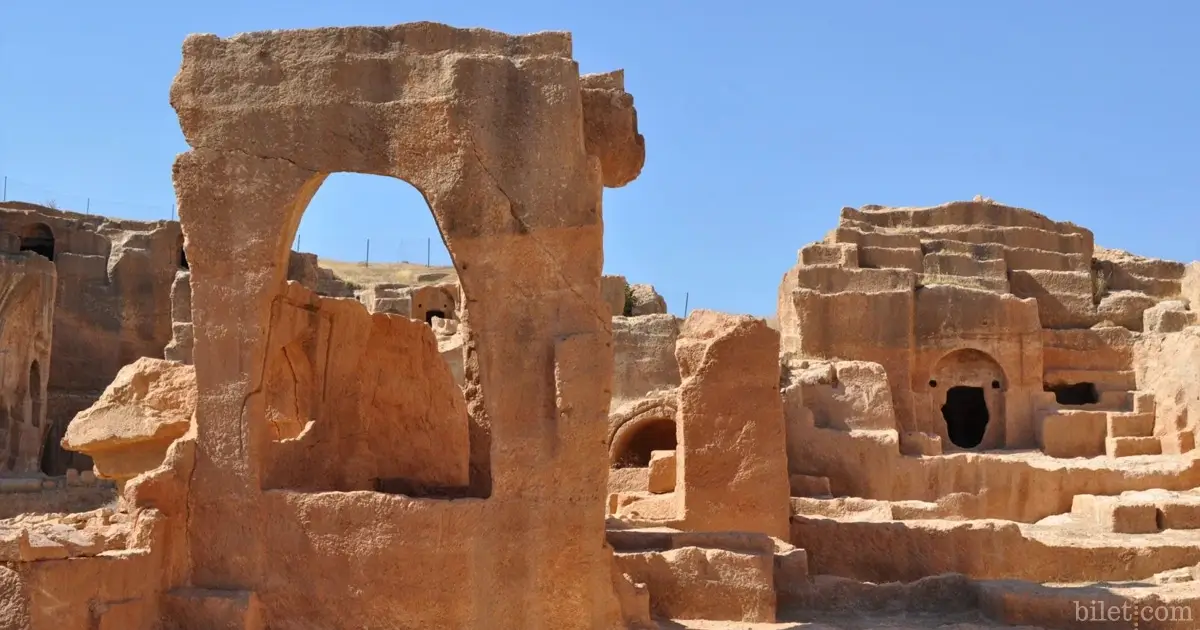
[1073,490,1200,532]
[1107,436,1164,458]
[1107,411,1156,438]
[608,527,808,624]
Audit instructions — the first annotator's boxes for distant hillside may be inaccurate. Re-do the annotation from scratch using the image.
[318,260,458,287]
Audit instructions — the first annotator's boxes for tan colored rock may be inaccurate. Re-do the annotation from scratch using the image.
[0,564,29,629]
[581,70,647,188]
[648,450,676,494]
[260,281,470,493]
[601,274,629,316]
[1135,326,1200,455]
[155,21,644,630]
[628,283,667,315]
[1071,494,1159,534]
[675,310,791,539]
[61,357,195,487]
[11,19,1200,630]
[0,241,55,473]
[613,546,777,622]
[163,269,193,364]
[0,203,185,475]
[357,282,459,324]
[611,314,681,406]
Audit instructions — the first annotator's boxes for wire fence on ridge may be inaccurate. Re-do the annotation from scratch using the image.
[0,174,456,267]
[1,174,697,314]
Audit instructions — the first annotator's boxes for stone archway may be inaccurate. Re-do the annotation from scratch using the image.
[19,223,54,261]
[611,414,677,468]
[167,22,646,628]
[929,348,1007,450]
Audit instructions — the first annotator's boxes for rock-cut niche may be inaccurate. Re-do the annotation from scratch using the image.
[931,348,1006,450]
[612,416,677,468]
[19,222,55,261]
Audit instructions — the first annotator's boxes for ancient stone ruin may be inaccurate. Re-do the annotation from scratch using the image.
[0,204,183,475]
[0,230,54,473]
[2,20,1199,630]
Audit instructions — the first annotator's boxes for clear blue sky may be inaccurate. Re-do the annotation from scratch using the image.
[2,1,1197,317]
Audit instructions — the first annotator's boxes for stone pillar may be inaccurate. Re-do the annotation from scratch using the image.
[675,310,791,539]
[163,269,193,364]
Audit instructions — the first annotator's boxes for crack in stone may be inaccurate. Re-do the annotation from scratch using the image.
[188,144,318,175]
[465,137,609,329]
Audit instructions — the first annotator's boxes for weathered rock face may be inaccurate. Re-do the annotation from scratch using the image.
[261,281,470,493]
[1135,326,1200,454]
[0,203,184,475]
[61,358,195,488]
[163,250,344,367]
[628,283,667,316]
[0,240,55,473]
[601,274,628,316]
[767,200,1200,629]
[581,71,646,188]
[433,316,466,387]
[356,281,458,323]
[162,270,192,364]
[157,21,644,630]
[611,314,681,407]
[777,200,1194,453]
[674,310,791,539]
[606,314,681,492]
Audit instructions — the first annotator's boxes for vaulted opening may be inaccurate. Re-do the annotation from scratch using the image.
[264,173,485,498]
[931,348,1006,450]
[425,309,446,324]
[612,417,677,468]
[19,223,55,261]
[1047,382,1099,405]
[941,386,989,449]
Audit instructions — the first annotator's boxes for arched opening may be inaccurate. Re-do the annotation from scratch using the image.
[930,348,1007,450]
[612,417,677,468]
[19,223,55,261]
[265,173,481,498]
[941,386,989,448]
[28,361,41,428]
[425,309,446,324]
[295,173,453,285]
[1047,382,1099,405]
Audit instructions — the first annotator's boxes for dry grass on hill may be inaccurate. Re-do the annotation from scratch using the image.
[318,260,458,287]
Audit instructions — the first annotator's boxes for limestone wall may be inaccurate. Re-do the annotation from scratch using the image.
[146,21,646,629]
[0,474,115,519]
[0,244,56,473]
[910,285,1044,448]
[356,281,458,322]
[610,314,681,408]
[261,281,470,493]
[0,203,183,474]
[1134,326,1200,454]
[777,200,1193,448]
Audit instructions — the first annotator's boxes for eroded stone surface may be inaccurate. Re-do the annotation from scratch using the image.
[62,358,195,487]
[160,20,645,630]
[675,310,791,539]
[0,203,184,475]
[5,22,1200,630]
[0,242,55,473]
